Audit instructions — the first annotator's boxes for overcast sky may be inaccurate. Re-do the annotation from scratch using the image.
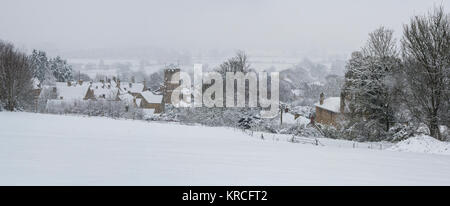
[1,0,448,55]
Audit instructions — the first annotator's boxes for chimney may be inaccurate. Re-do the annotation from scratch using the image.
[340,92,345,113]
[319,93,324,105]
[78,80,83,85]
[67,81,72,87]
[143,80,148,91]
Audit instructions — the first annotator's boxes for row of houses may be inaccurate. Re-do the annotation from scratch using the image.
[34,67,345,127]
[38,78,164,114]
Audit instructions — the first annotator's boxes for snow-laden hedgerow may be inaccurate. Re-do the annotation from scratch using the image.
[45,99,144,120]
[153,104,324,137]
[155,105,265,128]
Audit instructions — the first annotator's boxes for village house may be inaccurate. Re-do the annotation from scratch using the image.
[44,81,91,111]
[116,79,146,97]
[54,81,91,101]
[135,90,164,113]
[86,81,119,100]
[46,79,143,109]
[314,93,344,127]
[117,92,137,107]
[43,72,173,115]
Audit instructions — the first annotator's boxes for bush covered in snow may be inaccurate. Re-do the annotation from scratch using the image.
[388,135,450,155]
[157,105,264,128]
[154,104,324,138]
[385,123,415,142]
[280,123,322,138]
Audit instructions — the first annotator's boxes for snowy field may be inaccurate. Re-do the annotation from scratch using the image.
[1,112,450,185]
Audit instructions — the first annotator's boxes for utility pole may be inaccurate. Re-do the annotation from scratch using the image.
[280,107,283,125]
[280,104,286,125]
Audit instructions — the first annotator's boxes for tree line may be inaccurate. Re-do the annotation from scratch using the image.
[342,6,449,141]
[0,41,74,111]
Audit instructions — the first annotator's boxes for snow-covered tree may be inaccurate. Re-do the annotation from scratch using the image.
[49,56,73,82]
[400,6,450,140]
[37,86,58,112]
[148,69,164,91]
[216,50,250,75]
[29,49,50,83]
[342,27,401,140]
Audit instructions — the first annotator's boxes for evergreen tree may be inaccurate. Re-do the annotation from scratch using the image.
[29,49,50,83]
[49,56,73,82]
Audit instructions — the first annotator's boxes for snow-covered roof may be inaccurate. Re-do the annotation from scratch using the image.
[90,82,119,99]
[276,113,310,125]
[315,97,341,113]
[282,113,297,124]
[32,78,41,89]
[55,82,90,101]
[118,93,135,104]
[285,78,293,83]
[140,91,163,103]
[120,82,144,94]
[291,89,302,96]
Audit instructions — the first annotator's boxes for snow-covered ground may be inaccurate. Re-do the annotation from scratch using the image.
[1,112,450,185]
[388,135,450,155]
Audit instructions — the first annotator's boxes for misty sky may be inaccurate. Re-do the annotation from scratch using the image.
[1,0,448,55]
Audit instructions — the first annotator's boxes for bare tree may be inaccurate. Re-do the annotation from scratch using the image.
[363,26,398,58]
[401,6,450,140]
[0,41,34,111]
[217,50,250,74]
[73,71,92,82]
